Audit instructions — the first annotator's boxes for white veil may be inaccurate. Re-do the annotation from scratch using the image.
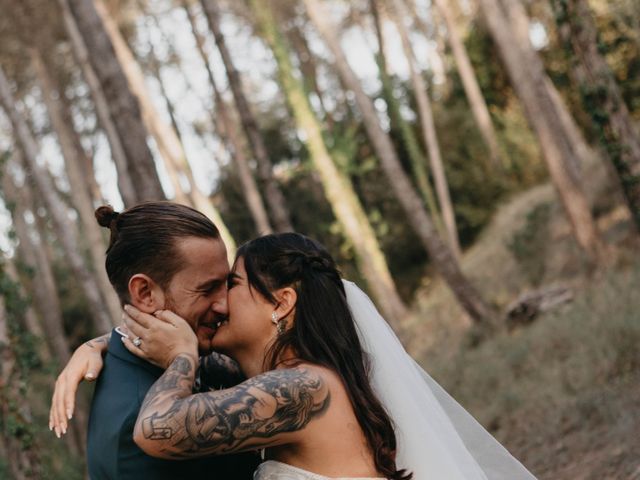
[343,280,537,479]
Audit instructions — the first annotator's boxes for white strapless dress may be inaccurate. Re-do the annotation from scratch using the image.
[254,461,386,480]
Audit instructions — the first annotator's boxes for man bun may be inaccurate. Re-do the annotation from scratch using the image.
[95,205,119,228]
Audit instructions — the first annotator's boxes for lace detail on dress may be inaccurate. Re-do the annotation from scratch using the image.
[253,460,386,480]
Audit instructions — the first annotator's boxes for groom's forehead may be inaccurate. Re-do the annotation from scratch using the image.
[173,235,229,271]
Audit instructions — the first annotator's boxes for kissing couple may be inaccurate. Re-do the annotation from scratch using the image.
[49,202,536,479]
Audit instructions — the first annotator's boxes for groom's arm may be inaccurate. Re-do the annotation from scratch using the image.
[199,351,245,390]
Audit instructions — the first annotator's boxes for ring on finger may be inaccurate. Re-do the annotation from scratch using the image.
[133,336,142,347]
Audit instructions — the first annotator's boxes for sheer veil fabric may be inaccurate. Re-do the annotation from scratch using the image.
[343,280,537,480]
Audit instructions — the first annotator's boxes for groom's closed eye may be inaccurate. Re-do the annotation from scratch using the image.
[197,279,225,295]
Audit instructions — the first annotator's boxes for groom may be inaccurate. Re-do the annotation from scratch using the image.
[61,202,259,479]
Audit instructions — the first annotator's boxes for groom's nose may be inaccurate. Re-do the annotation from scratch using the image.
[211,290,228,317]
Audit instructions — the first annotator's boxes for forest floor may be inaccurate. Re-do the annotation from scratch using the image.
[404,162,640,479]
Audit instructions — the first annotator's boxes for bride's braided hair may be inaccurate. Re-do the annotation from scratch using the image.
[236,233,412,480]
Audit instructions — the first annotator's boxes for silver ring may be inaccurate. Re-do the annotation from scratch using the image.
[133,337,142,347]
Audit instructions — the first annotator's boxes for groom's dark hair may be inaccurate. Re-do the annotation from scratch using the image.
[95,201,220,303]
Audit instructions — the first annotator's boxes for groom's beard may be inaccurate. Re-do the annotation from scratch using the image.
[163,294,223,355]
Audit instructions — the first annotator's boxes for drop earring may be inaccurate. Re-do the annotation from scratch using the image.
[271,311,286,335]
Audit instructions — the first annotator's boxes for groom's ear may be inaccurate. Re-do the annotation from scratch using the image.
[128,274,165,313]
[274,287,297,321]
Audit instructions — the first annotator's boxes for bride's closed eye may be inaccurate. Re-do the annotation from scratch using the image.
[227,273,240,290]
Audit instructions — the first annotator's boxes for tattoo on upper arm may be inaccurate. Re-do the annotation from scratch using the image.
[200,352,245,389]
[84,332,110,349]
[137,357,330,458]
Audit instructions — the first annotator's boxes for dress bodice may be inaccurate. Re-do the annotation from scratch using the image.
[254,461,385,480]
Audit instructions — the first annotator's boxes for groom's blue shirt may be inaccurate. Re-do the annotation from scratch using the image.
[87,329,258,480]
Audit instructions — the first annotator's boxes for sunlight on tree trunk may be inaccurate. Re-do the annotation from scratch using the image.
[201,0,294,233]
[304,0,496,325]
[252,0,409,327]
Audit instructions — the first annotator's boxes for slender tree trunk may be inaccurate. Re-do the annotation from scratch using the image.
[200,0,294,232]
[58,0,137,206]
[499,0,591,179]
[552,0,640,228]
[1,166,87,457]
[0,66,114,333]
[477,0,604,261]
[1,170,71,365]
[387,0,462,260]
[96,0,236,254]
[303,0,495,324]
[31,49,122,323]
[63,0,165,201]
[250,0,409,326]
[428,0,508,170]
[371,4,446,239]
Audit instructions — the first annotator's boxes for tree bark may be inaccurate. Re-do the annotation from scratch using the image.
[552,0,640,229]
[429,0,508,170]
[58,0,137,206]
[200,0,294,232]
[96,0,236,254]
[477,0,604,261]
[63,0,165,202]
[499,0,591,179]
[251,0,410,327]
[31,49,123,323]
[182,0,273,235]
[303,0,495,324]
[0,65,115,333]
[371,1,446,239]
[387,0,462,260]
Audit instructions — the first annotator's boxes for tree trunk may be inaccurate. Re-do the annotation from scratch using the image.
[1,166,87,457]
[1,169,71,365]
[303,0,495,324]
[371,2,446,239]
[63,0,165,202]
[95,0,236,254]
[250,0,409,327]
[182,0,272,235]
[429,0,508,170]
[31,49,123,323]
[387,0,462,260]
[552,0,640,228]
[200,0,294,232]
[499,0,591,179]
[58,0,137,206]
[477,0,604,261]
[0,65,115,333]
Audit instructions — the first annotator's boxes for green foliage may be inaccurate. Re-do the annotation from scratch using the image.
[506,202,552,285]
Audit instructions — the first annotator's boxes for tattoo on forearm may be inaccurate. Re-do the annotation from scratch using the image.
[84,332,110,349]
[136,355,330,458]
[200,352,245,389]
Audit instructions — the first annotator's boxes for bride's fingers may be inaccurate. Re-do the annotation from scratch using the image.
[121,335,149,361]
[153,309,189,328]
[123,312,148,339]
[123,304,154,328]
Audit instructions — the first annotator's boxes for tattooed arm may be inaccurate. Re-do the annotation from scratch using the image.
[199,351,245,390]
[134,354,331,459]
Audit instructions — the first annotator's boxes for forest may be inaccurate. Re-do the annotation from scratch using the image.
[0,0,638,478]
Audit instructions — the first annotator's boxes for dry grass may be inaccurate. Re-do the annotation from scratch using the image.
[404,163,640,478]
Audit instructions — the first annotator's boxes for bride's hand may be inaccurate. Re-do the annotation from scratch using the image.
[121,305,198,369]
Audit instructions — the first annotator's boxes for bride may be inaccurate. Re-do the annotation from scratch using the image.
[52,233,537,479]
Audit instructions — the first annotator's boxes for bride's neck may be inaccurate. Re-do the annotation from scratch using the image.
[236,345,298,378]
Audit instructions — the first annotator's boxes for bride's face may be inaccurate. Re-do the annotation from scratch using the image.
[210,258,276,357]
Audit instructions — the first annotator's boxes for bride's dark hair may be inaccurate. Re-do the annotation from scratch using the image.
[235,233,412,480]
